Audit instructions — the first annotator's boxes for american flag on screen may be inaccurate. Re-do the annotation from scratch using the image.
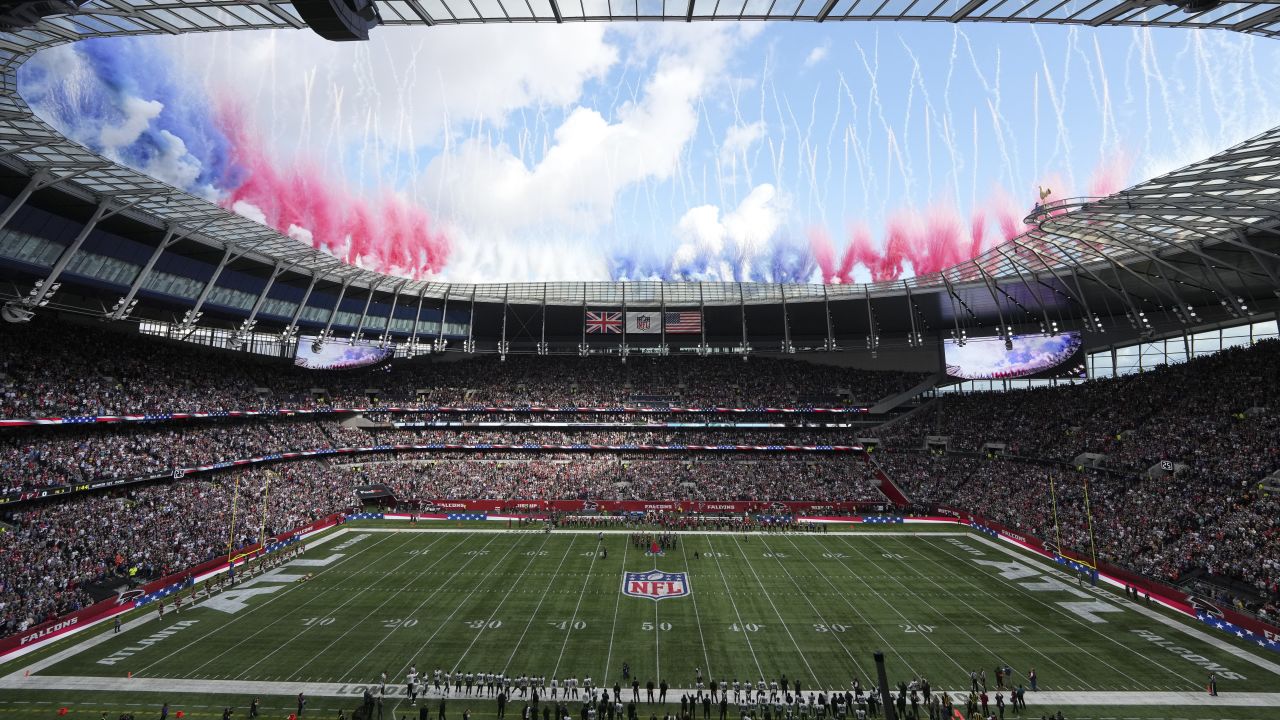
[585,311,622,334]
[664,311,703,334]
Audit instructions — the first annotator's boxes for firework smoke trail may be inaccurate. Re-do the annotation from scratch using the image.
[1032,26,1074,192]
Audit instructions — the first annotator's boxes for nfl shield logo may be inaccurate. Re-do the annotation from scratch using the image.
[637,316,651,331]
[622,570,690,601]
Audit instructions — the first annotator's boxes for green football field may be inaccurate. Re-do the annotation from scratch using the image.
[3,525,1279,720]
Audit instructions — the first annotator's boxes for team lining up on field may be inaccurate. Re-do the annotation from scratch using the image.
[345,664,1045,720]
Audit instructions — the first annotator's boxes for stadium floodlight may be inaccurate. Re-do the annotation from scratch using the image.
[1,300,34,323]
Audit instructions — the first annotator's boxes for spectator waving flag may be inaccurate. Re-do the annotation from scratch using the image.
[585,311,622,334]
[664,311,703,334]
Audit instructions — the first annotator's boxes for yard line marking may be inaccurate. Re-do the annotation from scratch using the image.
[602,536,631,682]
[924,535,1209,688]
[382,534,531,718]
[551,534,603,681]
[703,535,764,679]
[195,532,424,680]
[773,532,916,676]
[725,534,820,684]
[345,532,511,680]
[761,535,870,683]
[859,535,1097,689]
[818,535,970,678]
[452,532,555,671]
[503,534,579,673]
[677,538,712,682]
[270,531,462,682]
[878,534,1149,690]
[132,530,400,677]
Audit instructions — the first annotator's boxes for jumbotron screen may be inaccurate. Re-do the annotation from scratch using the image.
[294,337,393,370]
[944,331,1086,381]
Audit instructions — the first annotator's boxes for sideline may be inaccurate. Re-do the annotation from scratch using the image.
[1,675,1278,707]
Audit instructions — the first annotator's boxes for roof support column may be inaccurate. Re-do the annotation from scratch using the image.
[465,286,477,353]
[284,273,320,340]
[176,244,245,337]
[538,283,548,355]
[780,283,793,354]
[352,282,384,344]
[499,284,510,359]
[410,285,427,354]
[380,281,407,346]
[110,226,182,321]
[234,260,290,343]
[320,277,353,345]
[0,171,49,233]
[435,287,451,352]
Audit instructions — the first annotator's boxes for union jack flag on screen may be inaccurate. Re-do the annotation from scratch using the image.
[664,311,703,334]
[585,311,622,334]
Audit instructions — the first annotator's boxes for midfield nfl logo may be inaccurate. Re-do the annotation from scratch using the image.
[622,570,690,601]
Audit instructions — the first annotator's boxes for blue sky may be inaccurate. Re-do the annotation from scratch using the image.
[19,22,1280,283]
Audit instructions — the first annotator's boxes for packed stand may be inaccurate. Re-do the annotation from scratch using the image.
[0,321,923,418]
[0,461,355,638]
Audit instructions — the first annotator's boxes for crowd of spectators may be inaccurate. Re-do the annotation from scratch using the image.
[0,461,353,639]
[334,454,883,502]
[883,339,1279,473]
[869,339,1279,607]
[0,321,922,418]
[879,450,1279,616]
[1,419,862,493]
[0,453,881,639]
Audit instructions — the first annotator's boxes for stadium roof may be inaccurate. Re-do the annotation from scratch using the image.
[0,1,1278,337]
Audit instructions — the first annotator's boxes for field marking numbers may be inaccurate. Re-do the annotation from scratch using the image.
[381,533,537,719]
[703,536,764,679]
[854,533,1099,689]
[450,532,557,671]
[833,534,1035,682]
[601,536,629,681]
[134,530,400,678]
[778,534,900,680]
[501,534,579,673]
[916,535,1205,688]
[236,531,458,680]
[757,535,869,683]
[678,539,713,680]
[551,534,601,680]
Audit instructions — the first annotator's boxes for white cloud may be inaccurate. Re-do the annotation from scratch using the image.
[669,183,786,279]
[99,96,161,149]
[419,26,754,280]
[170,25,619,155]
[231,200,267,224]
[719,121,765,166]
[804,44,829,68]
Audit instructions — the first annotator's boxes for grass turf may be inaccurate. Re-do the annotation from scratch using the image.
[3,526,1276,719]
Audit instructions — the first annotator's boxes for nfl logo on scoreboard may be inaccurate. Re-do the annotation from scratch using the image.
[622,570,690,601]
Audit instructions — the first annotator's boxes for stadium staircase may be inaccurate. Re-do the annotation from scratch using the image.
[869,372,944,414]
[867,455,911,507]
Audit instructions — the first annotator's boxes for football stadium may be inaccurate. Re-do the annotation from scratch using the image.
[1,1,1279,719]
